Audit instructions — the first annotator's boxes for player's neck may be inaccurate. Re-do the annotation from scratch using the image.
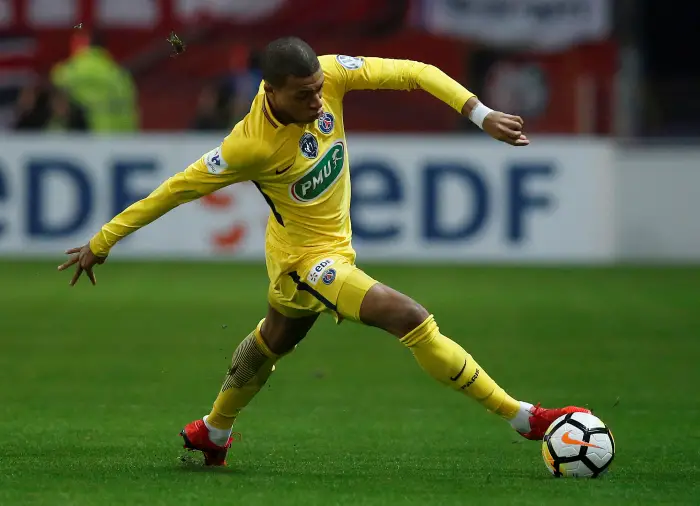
[265,93,294,126]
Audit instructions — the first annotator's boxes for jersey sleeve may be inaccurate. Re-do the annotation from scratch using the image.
[325,54,476,114]
[89,133,264,256]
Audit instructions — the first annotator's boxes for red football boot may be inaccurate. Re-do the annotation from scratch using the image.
[518,403,591,440]
[179,419,240,466]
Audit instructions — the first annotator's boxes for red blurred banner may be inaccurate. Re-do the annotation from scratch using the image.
[1,0,616,134]
[463,42,616,134]
[413,0,612,52]
[1,0,402,31]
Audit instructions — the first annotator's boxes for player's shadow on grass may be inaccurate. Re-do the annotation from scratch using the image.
[174,459,543,483]
[176,454,247,474]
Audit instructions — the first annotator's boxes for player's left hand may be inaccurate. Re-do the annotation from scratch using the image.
[482,111,530,147]
[57,244,107,286]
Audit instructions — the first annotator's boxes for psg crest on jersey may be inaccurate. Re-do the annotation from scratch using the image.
[322,268,337,285]
[318,112,334,135]
[299,132,319,159]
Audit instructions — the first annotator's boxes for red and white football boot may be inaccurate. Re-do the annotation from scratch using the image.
[179,418,239,466]
[518,403,591,440]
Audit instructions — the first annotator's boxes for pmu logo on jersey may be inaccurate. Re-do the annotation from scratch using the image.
[322,268,337,285]
[318,112,334,134]
[299,132,318,159]
[290,141,345,203]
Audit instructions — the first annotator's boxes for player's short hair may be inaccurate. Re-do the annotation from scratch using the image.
[261,37,320,88]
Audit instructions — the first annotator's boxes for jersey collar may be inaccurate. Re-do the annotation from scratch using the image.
[262,95,281,129]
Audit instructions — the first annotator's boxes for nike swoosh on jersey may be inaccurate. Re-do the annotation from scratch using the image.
[275,164,293,175]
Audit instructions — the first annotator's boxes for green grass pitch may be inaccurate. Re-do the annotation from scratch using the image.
[0,261,699,505]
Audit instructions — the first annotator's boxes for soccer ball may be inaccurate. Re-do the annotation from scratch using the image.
[542,412,615,478]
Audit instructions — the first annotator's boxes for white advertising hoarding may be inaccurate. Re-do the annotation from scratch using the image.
[615,147,700,262]
[349,136,614,261]
[0,135,615,262]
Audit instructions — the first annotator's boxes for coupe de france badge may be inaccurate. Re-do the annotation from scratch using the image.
[318,112,334,135]
[300,132,319,159]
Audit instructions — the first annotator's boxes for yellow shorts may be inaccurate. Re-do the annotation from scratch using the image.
[266,244,378,323]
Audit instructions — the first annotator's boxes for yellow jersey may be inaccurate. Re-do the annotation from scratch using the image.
[89,55,475,259]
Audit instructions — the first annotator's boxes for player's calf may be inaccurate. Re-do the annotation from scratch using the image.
[202,319,280,443]
[187,306,318,459]
[357,283,588,440]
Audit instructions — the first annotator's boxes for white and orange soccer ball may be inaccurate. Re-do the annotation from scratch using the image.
[542,412,615,478]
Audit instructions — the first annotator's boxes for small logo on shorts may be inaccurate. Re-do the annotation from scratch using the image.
[307,258,334,285]
[322,268,336,285]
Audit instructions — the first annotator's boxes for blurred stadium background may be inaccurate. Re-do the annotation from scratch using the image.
[0,0,698,261]
[0,1,698,505]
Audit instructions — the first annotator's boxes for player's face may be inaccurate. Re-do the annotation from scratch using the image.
[268,70,325,125]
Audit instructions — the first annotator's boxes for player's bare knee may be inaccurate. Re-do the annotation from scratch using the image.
[261,306,317,355]
[360,283,429,338]
[260,321,303,355]
[395,298,429,336]
[259,323,291,355]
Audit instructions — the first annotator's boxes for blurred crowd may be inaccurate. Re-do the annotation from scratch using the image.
[11,31,138,134]
[4,0,697,137]
[189,47,262,132]
[0,0,616,135]
[10,30,263,135]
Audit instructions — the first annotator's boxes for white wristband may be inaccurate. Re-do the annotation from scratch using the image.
[469,102,494,130]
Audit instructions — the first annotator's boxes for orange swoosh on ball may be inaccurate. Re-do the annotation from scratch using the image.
[561,431,603,449]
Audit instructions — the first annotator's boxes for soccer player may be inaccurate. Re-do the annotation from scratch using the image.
[58,37,589,466]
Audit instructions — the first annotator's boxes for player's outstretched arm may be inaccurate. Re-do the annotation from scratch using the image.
[332,55,529,146]
[58,137,261,286]
[57,167,229,286]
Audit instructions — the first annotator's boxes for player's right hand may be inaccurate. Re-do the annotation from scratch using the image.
[57,244,107,287]
[483,111,530,147]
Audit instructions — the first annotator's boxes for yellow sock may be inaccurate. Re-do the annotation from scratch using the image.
[206,319,280,430]
[401,315,520,420]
